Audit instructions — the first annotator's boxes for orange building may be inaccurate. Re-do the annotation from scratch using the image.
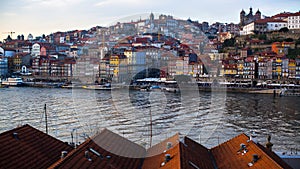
[271,42,295,55]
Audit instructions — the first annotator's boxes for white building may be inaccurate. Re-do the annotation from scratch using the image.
[266,20,287,31]
[0,57,8,77]
[0,47,4,56]
[27,34,34,41]
[288,12,300,29]
[241,19,287,35]
[31,43,40,57]
[240,22,255,35]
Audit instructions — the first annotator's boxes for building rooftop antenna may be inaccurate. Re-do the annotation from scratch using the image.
[2,31,15,38]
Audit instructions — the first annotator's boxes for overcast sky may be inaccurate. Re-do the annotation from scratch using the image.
[0,0,299,41]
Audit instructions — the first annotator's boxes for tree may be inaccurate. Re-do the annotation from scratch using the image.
[279,27,289,33]
[207,35,216,40]
[223,38,235,47]
[296,38,300,48]
[252,30,260,35]
[284,38,294,42]
[258,34,267,40]
[287,48,300,59]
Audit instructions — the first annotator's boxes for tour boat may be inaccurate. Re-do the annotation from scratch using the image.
[1,78,24,86]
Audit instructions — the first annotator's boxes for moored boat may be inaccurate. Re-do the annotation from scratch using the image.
[1,78,24,86]
[279,88,300,97]
[82,83,115,90]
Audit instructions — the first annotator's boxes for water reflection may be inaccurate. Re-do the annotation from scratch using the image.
[0,87,299,152]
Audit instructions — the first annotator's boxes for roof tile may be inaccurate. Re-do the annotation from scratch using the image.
[211,133,292,169]
[49,128,145,169]
[0,124,73,169]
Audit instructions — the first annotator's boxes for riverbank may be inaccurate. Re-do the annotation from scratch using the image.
[1,80,297,96]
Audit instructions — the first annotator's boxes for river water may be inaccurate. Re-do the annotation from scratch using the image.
[0,87,299,153]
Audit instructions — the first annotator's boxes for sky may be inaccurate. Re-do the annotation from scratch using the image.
[0,0,299,41]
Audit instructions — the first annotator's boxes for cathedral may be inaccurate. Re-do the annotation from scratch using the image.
[240,7,261,26]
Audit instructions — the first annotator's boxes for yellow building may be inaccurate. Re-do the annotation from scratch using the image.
[288,59,296,79]
[237,61,244,77]
[124,50,133,64]
[110,55,120,76]
[13,54,22,72]
[221,64,237,77]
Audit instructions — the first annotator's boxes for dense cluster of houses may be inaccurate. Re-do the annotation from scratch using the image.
[239,8,300,35]
[218,44,300,81]
[0,10,300,84]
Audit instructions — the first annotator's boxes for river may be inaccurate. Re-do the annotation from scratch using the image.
[0,87,299,153]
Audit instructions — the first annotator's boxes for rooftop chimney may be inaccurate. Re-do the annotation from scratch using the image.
[61,151,68,159]
[240,143,246,150]
[12,132,19,140]
[265,135,273,151]
[85,150,92,161]
[165,154,171,162]
[167,142,172,149]
[252,154,259,163]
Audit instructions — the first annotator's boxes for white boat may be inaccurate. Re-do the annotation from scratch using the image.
[82,84,114,90]
[1,78,24,86]
[164,87,179,93]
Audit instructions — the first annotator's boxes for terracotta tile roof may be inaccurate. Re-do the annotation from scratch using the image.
[0,125,291,169]
[142,137,180,169]
[146,133,179,157]
[143,135,216,169]
[1,125,292,169]
[211,133,292,169]
[180,137,215,169]
[272,12,293,18]
[289,12,300,17]
[0,124,73,169]
[49,128,145,169]
[135,37,150,43]
[255,143,293,169]
[255,18,287,24]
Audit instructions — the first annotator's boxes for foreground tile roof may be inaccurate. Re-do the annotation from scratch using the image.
[142,133,180,169]
[0,125,292,169]
[50,131,292,169]
[143,136,216,169]
[0,124,73,169]
[180,137,215,169]
[49,128,145,169]
[143,142,180,169]
[211,133,292,169]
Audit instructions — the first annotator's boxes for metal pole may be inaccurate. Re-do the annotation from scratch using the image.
[150,109,152,148]
[44,104,48,134]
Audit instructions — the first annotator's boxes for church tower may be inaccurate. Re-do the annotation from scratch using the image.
[240,9,246,26]
[249,7,253,16]
[150,12,154,21]
[255,9,261,20]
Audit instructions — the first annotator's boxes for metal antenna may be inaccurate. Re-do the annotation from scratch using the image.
[150,108,153,148]
[44,104,48,134]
